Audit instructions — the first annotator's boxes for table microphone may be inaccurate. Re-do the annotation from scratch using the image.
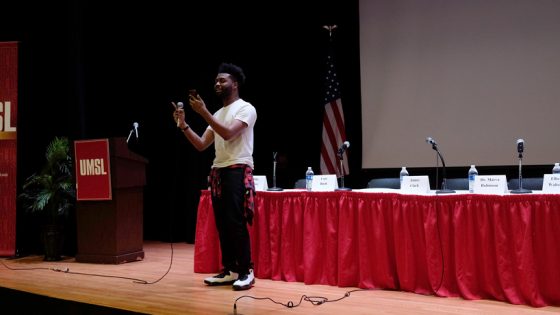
[425,136,455,194]
[517,138,524,157]
[336,140,352,191]
[511,138,531,194]
[268,152,283,191]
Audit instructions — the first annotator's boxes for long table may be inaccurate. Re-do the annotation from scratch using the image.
[194,190,560,307]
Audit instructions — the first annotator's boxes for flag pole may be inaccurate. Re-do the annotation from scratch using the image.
[322,25,351,191]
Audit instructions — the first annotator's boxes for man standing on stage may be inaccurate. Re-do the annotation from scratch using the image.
[173,62,257,291]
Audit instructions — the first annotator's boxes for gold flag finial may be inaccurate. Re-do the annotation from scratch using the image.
[322,25,338,38]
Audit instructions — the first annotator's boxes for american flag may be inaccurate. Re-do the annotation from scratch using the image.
[320,46,348,177]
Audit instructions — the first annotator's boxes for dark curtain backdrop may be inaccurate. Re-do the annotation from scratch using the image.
[1,1,361,253]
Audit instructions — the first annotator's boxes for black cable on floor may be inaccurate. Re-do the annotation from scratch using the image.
[0,242,174,285]
[233,289,369,313]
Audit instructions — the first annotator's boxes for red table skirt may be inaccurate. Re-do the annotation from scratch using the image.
[194,190,560,307]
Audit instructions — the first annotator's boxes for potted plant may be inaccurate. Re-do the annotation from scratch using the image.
[19,136,76,261]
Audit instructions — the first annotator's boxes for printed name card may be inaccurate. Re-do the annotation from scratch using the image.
[542,174,560,193]
[311,175,339,191]
[253,175,268,191]
[473,175,507,194]
[400,176,430,194]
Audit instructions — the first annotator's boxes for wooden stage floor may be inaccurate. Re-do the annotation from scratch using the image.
[1,241,558,315]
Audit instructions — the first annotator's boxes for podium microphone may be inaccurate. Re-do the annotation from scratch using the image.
[133,122,139,139]
[126,122,139,144]
[425,136,455,194]
[176,102,184,128]
[126,130,133,144]
[511,138,531,194]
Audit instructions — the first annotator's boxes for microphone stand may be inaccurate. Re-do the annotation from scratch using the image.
[431,143,455,194]
[267,152,283,191]
[511,151,531,194]
[335,149,351,191]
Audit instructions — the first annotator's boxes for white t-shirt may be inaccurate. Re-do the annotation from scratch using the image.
[208,99,257,169]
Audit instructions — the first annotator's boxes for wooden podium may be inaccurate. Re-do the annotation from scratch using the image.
[75,137,147,264]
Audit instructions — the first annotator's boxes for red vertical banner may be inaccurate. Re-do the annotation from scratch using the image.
[0,42,18,257]
[74,139,112,201]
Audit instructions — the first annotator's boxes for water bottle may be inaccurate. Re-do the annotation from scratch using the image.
[468,165,478,193]
[399,167,409,188]
[305,167,314,191]
[553,163,560,174]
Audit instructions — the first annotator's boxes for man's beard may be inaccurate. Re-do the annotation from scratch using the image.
[217,86,233,101]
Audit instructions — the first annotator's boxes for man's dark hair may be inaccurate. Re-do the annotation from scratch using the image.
[218,63,246,86]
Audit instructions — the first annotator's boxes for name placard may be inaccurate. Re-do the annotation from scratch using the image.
[253,175,268,191]
[400,176,430,194]
[473,175,507,194]
[311,175,338,191]
[542,174,560,193]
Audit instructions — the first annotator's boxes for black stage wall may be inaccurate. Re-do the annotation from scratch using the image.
[1,1,361,253]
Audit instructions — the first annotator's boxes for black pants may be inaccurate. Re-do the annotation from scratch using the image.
[211,167,252,275]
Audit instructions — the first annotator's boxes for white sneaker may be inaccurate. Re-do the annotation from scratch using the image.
[232,269,255,290]
[204,270,238,286]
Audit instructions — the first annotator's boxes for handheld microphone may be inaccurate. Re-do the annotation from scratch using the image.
[133,122,139,139]
[517,139,524,153]
[338,141,350,154]
[176,102,184,128]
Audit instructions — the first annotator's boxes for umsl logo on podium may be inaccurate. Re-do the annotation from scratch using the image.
[74,139,112,200]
